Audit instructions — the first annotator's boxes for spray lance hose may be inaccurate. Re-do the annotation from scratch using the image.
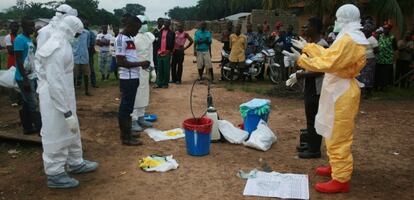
[190,79,213,123]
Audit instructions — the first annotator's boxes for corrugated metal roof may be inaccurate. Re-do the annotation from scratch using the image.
[221,12,251,21]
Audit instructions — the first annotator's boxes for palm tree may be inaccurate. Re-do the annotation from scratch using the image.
[366,0,412,35]
[230,0,261,13]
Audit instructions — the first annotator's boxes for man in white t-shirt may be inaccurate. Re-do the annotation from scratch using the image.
[116,16,151,146]
[96,25,113,81]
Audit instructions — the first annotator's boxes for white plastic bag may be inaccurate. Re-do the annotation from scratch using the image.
[243,120,277,151]
[139,155,179,172]
[0,66,18,89]
[218,120,249,144]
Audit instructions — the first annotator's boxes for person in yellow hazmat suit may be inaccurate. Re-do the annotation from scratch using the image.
[283,4,368,193]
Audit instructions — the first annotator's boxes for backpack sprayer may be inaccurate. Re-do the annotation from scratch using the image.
[190,80,221,142]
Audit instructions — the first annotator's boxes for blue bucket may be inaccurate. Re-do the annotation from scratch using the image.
[183,117,213,156]
[244,111,269,134]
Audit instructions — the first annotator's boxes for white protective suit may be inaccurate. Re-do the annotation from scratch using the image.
[37,4,77,49]
[131,15,155,121]
[35,16,85,176]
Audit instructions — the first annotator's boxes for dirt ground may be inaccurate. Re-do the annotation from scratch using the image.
[1,31,414,200]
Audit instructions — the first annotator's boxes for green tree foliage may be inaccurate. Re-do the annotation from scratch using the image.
[230,0,262,13]
[168,0,262,21]
[168,6,200,21]
[114,3,146,19]
[0,0,133,26]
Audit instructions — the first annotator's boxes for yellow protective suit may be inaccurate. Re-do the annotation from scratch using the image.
[297,34,366,183]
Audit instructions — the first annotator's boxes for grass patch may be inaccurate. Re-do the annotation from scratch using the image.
[371,87,414,100]
[221,82,272,95]
[0,51,7,69]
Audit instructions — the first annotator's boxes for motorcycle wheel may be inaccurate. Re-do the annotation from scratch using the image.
[268,66,283,84]
[221,64,239,81]
[251,63,263,78]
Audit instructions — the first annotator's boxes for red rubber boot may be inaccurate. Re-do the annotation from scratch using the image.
[316,166,332,177]
[315,179,350,193]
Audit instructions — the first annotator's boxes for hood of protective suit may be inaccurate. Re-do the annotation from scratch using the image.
[55,4,77,17]
[37,16,83,58]
[47,4,78,31]
[334,4,369,45]
[58,16,84,40]
[137,15,149,33]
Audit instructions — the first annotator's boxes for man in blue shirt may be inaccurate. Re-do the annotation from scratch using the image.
[14,18,41,134]
[245,23,258,57]
[85,20,98,88]
[73,25,92,96]
[194,21,213,81]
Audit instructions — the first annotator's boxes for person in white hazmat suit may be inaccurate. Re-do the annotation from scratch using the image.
[131,15,157,132]
[37,4,77,49]
[35,16,98,189]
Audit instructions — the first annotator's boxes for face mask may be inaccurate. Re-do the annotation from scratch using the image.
[139,24,148,33]
[333,21,344,33]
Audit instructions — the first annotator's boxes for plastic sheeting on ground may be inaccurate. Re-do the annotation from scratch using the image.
[145,128,185,142]
[138,155,179,172]
[218,120,249,144]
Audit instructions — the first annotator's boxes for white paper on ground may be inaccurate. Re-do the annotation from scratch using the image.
[243,171,309,200]
[145,128,185,142]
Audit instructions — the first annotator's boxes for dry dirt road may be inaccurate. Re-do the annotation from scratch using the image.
[1,31,413,200]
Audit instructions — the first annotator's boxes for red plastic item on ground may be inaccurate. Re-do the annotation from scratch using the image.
[238,123,244,130]
[183,117,213,134]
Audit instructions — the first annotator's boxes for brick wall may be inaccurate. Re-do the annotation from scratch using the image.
[251,9,299,33]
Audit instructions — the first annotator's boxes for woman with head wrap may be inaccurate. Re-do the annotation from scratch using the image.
[357,22,378,97]
[284,4,369,193]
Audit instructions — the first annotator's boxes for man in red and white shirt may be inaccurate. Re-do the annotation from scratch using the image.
[116,15,150,146]
[4,21,19,68]
[4,21,20,107]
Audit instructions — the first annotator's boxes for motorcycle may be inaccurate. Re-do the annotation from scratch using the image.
[262,48,284,84]
[221,50,265,81]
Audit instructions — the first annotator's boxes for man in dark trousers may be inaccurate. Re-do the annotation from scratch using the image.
[293,17,329,159]
[115,16,151,146]
[155,19,175,88]
[171,22,193,84]
[14,18,42,134]
[152,18,164,74]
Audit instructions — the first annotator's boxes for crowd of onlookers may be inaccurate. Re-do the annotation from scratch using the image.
[219,17,413,95]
